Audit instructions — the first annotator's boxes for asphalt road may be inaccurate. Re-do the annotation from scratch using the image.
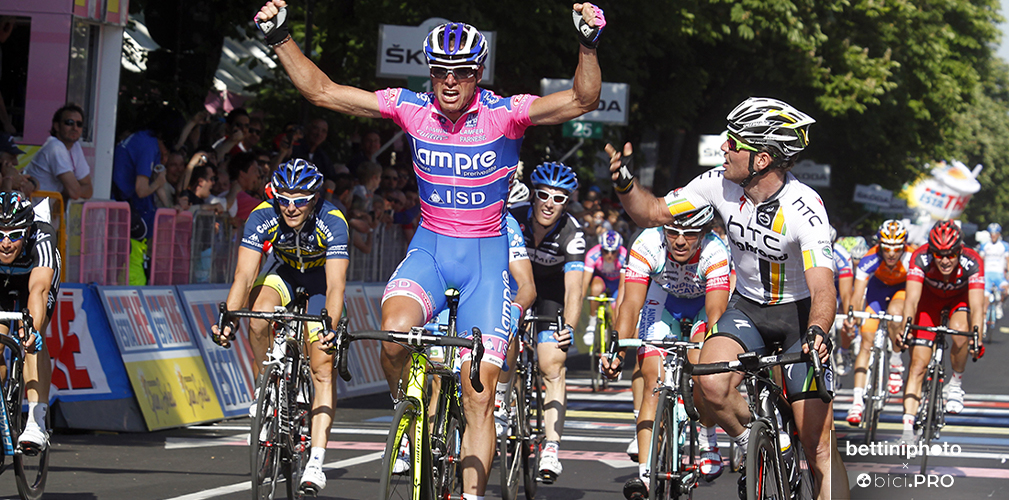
[3,332,1009,500]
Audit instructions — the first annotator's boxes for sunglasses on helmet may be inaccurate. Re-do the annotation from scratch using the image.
[430,65,479,80]
[275,193,315,209]
[726,132,760,154]
[0,227,28,242]
[534,189,569,205]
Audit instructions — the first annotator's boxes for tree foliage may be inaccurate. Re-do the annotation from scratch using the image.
[121,0,1009,228]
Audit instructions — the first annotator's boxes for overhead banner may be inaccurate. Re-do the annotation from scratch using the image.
[698,133,728,167]
[540,79,629,125]
[378,18,497,84]
[49,284,132,403]
[853,184,892,207]
[791,160,831,187]
[99,287,223,430]
[176,285,256,419]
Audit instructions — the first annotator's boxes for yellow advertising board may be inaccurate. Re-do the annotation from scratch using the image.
[124,355,223,430]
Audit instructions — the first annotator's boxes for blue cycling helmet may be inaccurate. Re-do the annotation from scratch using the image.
[989,222,1002,234]
[272,158,324,193]
[424,23,489,66]
[601,230,623,252]
[530,162,578,193]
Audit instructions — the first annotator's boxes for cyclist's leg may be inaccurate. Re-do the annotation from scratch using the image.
[782,339,836,499]
[454,234,510,496]
[380,238,447,395]
[589,275,606,297]
[902,295,941,439]
[850,301,879,404]
[635,348,663,482]
[696,304,757,440]
[19,282,56,444]
[248,258,289,379]
[633,288,680,482]
[534,298,567,479]
[946,302,972,413]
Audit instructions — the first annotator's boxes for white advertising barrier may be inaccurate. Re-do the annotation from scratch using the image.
[541,79,629,125]
[378,18,497,84]
[903,160,983,221]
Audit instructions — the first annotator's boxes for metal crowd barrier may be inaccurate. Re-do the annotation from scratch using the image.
[347,223,408,283]
[149,209,194,285]
[76,201,131,285]
[190,211,239,284]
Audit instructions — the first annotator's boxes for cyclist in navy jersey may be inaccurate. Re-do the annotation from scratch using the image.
[212,160,350,494]
[253,2,605,497]
[0,191,59,454]
[510,162,586,482]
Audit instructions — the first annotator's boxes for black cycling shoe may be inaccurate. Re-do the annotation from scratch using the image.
[737,468,747,500]
[623,477,648,500]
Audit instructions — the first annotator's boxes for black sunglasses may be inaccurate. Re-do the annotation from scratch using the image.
[64,119,84,128]
[430,66,478,80]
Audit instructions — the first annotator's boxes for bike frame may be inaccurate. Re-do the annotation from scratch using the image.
[849,308,902,443]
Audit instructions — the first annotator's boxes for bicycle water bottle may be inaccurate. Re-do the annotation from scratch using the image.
[775,410,798,490]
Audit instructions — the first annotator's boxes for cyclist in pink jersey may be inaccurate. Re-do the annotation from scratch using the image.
[254,2,604,497]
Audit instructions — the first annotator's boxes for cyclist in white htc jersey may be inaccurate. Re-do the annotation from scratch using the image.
[604,97,847,499]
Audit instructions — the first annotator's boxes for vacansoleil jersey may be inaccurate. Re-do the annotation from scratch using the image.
[663,169,833,305]
[980,239,1009,276]
[855,244,916,286]
[240,200,350,271]
[377,87,537,239]
[624,230,731,298]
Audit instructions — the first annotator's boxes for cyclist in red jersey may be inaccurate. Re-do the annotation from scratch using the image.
[899,220,985,442]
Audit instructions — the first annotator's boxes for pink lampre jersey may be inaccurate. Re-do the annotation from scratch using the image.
[377,87,538,238]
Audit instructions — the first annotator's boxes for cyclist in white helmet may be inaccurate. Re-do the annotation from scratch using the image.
[605,97,848,499]
[253,2,605,498]
[980,222,1009,319]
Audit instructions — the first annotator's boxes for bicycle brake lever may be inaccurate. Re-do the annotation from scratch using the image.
[336,318,353,381]
[469,327,485,393]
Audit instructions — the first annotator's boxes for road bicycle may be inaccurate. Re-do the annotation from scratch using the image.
[847,307,902,444]
[216,290,331,499]
[902,310,979,475]
[585,295,618,392]
[688,332,831,500]
[0,309,48,500]
[499,309,561,500]
[331,289,485,500]
[985,288,1002,342]
[617,337,702,500]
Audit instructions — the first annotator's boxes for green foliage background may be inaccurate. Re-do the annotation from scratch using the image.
[122,0,1009,233]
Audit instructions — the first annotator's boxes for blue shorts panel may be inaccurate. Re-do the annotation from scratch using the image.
[864,276,904,313]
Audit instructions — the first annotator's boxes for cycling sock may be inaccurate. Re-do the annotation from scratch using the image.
[462,494,483,500]
[27,402,45,429]
[889,351,903,369]
[852,387,865,406]
[902,413,915,433]
[633,409,639,420]
[308,446,325,467]
[586,315,597,334]
[700,425,717,451]
[495,382,510,409]
[638,462,648,482]
[544,441,560,456]
[731,428,749,450]
[950,371,963,387]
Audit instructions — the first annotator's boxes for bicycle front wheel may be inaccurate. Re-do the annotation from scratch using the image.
[251,369,284,500]
[380,398,431,500]
[434,405,462,500]
[289,356,314,498]
[863,347,886,444]
[499,379,526,500]
[523,365,544,500]
[10,357,47,500]
[745,419,789,500]
[919,363,941,475]
[648,389,678,500]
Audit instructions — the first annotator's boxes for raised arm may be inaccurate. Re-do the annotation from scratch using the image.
[528,3,603,125]
[257,1,382,118]
[605,142,675,227]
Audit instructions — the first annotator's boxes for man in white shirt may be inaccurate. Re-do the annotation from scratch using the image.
[23,103,93,200]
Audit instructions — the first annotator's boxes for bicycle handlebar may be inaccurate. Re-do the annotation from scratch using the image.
[617,338,702,350]
[585,296,615,303]
[215,303,333,349]
[847,305,902,324]
[333,324,486,393]
[523,309,567,351]
[903,321,981,361]
[0,308,35,352]
[804,328,833,403]
[687,350,808,376]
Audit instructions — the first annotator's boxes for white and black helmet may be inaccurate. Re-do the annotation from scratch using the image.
[726,97,815,159]
[508,181,530,205]
[424,23,489,67]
